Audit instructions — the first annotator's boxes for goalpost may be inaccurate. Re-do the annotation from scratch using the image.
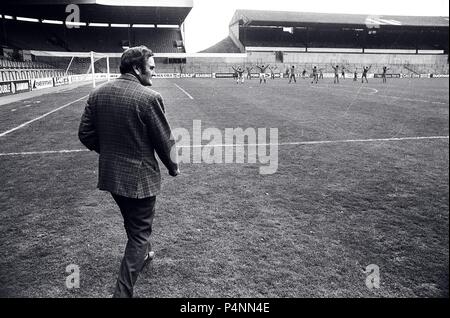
[29,50,123,87]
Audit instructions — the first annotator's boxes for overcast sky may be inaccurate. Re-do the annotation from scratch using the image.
[182,0,449,52]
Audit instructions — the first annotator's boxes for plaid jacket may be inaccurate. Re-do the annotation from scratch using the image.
[78,74,178,198]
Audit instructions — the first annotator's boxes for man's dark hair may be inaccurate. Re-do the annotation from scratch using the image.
[119,45,154,75]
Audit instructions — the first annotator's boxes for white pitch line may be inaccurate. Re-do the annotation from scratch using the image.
[0,149,89,156]
[0,136,447,157]
[274,135,449,146]
[174,83,194,100]
[179,135,449,148]
[0,95,88,137]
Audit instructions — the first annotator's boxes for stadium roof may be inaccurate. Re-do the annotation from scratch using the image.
[230,9,450,28]
[0,0,193,25]
[200,37,241,54]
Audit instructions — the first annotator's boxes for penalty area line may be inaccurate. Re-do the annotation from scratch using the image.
[0,95,89,137]
[0,135,447,157]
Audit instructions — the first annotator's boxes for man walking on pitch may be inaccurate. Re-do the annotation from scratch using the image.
[78,46,180,298]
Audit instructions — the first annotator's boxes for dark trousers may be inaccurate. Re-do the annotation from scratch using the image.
[111,193,156,298]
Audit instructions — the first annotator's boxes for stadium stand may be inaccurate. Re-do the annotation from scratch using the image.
[2,20,184,53]
[0,0,192,53]
[196,9,448,75]
[230,10,448,52]
[0,55,66,82]
[0,3,448,85]
[0,0,193,85]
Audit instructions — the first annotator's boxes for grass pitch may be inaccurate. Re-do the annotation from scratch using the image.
[0,77,448,297]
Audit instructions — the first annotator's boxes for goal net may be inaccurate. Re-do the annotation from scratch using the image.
[30,50,122,87]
